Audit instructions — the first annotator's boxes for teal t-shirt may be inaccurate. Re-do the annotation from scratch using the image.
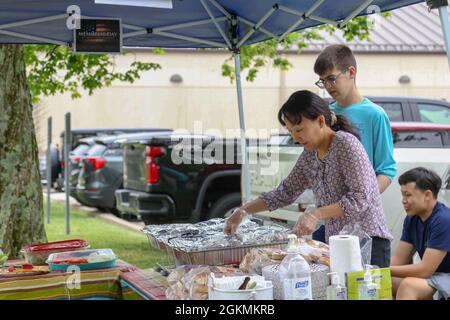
[330,98,397,180]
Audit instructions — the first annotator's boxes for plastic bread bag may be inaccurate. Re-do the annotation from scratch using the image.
[185,266,211,300]
[166,265,192,286]
[339,223,373,267]
[185,266,244,300]
[165,281,189,300]
[165,265,199,300]
[290,237,330,266]
[239,248,278,275]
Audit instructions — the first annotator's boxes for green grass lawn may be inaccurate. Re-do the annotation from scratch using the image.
[44,201,170,269]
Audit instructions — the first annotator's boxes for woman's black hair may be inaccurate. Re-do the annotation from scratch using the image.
[277,90,359,140]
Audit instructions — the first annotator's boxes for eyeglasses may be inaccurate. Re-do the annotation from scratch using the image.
[315,71,345,89]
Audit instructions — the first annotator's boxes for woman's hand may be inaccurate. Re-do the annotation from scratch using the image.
[224,208,247,236]
[292,209,321,236]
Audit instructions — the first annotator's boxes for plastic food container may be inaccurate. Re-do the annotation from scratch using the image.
[209,284,274,300]
[46,248,116,271]
[22,239,90,265]
[208,276,274,300]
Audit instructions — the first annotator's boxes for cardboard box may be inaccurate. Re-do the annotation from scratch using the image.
[346,268,392,300]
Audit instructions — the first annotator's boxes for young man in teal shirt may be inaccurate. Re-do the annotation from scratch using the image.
[312,45,397,265]
[313,44,397,193]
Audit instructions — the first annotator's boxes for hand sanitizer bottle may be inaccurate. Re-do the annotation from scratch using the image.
[286,234,297,251]
[326,272,347,300]
[279,236,313,300]
[358,265,379,300]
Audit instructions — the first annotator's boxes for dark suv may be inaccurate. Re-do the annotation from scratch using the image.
[56,128,171,192]
[39,146,61,187]
[115,134,260,225]
[75,131,172,213]
[60,128,173,152]
[68,138,96,191]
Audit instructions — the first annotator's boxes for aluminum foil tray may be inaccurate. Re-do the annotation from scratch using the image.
[166,241,287,266]
[144,233,167,251]
[142,218,290,266]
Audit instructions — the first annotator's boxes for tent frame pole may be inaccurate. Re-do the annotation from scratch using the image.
[278,0,327,42]
[156,17,228,32]
[438,5,450,67]
[237,5,278,47]
[338,0,376,28]
[207,0,233,19]
[0,30,67,45]
[153,30,227,48]
[238,16,278,39]
[0,13,68,45]
[0,14,67,30]
[233,50,251,204]
[200,0,232,48]
[123,18,228,39]
[308,14,340,26]
[278,5,338,27]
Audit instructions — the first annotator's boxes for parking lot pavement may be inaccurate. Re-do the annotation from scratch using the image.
[43,191,145,233]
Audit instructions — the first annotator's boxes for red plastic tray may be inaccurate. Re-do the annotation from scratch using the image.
[23,239,89,253]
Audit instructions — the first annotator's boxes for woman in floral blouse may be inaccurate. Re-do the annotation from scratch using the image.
[224,90,393,267]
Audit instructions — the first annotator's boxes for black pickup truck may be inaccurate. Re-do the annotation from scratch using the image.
[115,133,261,225]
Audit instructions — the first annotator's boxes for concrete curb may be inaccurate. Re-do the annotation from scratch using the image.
[44,192,145,234]
[88,212,145,233]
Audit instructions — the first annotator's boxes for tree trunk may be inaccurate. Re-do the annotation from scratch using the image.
[0,44,47,258]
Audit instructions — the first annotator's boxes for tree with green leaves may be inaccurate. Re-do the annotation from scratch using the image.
[0,13,384,258]
[222,15,388,82]
[0,45,160,257]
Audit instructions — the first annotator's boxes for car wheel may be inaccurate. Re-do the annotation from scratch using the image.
[142,217,153,226]
[55,175,64,192]
[109,207,121,216]
[207,192,242,220]
[121,212,138,221]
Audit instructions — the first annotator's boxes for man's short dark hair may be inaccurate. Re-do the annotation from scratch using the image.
[314,44,357,75]
[398,167,442,198]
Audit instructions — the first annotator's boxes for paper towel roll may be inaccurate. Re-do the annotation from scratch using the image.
[329,235,363,286]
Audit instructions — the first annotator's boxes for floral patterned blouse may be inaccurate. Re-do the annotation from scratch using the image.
[260,130,393,242]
